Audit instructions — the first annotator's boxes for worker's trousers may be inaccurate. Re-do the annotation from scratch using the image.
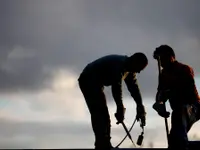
[168,103,200,150]
[78,76,112,150]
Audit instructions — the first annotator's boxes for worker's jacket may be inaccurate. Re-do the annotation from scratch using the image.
[78,55,142,105]
[158,61,200,110]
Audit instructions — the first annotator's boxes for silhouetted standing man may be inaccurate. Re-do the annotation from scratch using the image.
[153,45,200,150]
[78,53,148,149]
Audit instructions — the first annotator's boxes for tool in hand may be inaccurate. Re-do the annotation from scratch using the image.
[137,128,144,146]
[136,120,144,146]
[154,55,170,145]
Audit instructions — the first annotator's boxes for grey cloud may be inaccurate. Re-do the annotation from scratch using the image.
[0,119,90,137]
[0,0,200,97]
[0,46,52,93]
[0,118,94,148]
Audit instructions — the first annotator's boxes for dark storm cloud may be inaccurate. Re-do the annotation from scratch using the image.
[0,0,200,96]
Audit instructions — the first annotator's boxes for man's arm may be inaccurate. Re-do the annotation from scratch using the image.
[180,65,199,102]
[124,73,143,106]
[181,65,194,86]
[153,70,170,118]
[124,73,146,126]
[156,70,170,103]
[111,76,125,124]
[111,79,123,107]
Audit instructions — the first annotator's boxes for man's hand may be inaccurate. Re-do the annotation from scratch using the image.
[156,90,170,103]
[153,102,170,118]
[136,104,146,127]
[115,105,125,124]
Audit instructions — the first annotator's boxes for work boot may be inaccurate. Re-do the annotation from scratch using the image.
[95,144,113,150]
[168,144,189,150]
[95,138,113,150]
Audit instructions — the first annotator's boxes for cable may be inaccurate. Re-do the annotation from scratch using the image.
[115,117,137,148]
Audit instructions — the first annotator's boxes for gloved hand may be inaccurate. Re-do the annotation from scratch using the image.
[115,105,125,124]
[156,90,170,103]
[153,102,170,118]
[136,104,146,127]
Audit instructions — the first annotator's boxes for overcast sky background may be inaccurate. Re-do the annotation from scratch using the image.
[1,0,200,148]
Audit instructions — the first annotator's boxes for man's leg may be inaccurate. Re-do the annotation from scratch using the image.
[168,105,197,150]
[90,96,112,149]
[79,80,112,149]
[168,109,189,150]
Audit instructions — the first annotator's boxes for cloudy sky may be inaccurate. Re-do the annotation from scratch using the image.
[1,0,200,148]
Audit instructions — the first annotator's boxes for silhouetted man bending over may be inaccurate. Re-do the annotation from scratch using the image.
[78,53,148,149]
[153,45,200,150]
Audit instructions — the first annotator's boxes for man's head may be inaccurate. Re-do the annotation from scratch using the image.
[153,45,176,68]
[126,52,148,73]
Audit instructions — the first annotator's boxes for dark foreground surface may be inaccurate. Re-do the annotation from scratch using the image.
[21,141,200,150]
[61,141,200,150]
